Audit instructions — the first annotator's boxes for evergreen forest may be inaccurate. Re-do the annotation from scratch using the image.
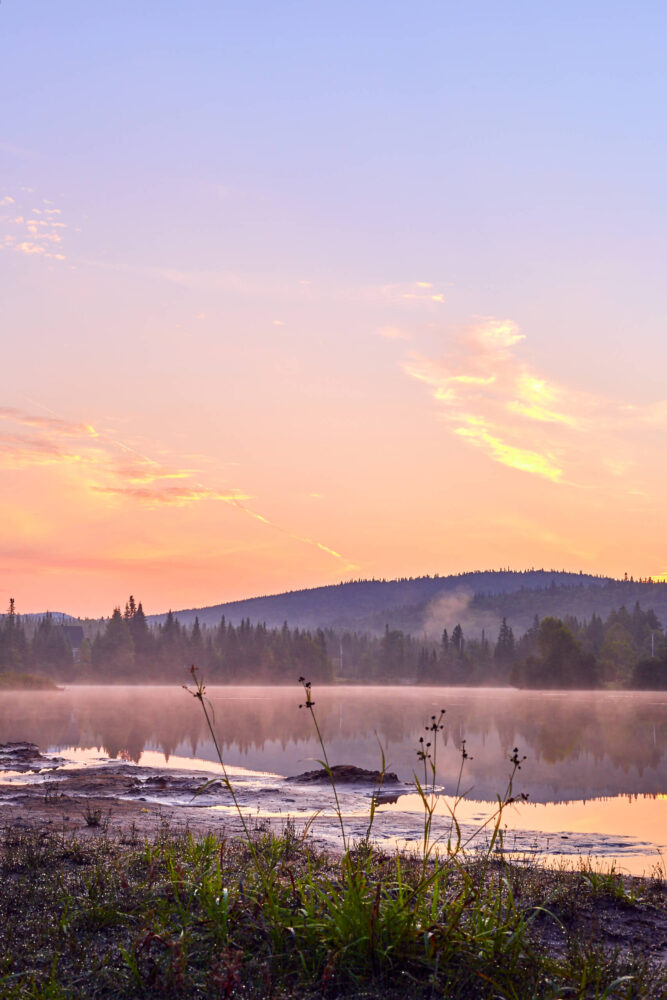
[1,594,666,689]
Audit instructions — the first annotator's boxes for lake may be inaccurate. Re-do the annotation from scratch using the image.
[1,684,665,873]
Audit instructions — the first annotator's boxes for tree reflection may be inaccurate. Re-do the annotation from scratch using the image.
[0,686,663,803]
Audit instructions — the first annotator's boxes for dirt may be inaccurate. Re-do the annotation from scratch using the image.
[530,876,667,968]
[0,741,248,841]
[0,742,665,976]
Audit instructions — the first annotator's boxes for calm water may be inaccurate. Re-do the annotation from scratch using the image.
[1,685,665,872]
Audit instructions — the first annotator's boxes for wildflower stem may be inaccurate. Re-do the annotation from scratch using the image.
[185,666,269,887]
[299,678,348,853]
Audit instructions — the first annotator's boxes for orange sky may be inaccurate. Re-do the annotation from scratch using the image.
[2,304,665,617]
[3,4,667,616]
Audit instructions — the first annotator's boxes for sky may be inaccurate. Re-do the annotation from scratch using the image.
[2,1,667,616]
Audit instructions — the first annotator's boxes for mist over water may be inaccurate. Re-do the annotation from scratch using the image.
[1,685,665,871]
[0,685,664,804]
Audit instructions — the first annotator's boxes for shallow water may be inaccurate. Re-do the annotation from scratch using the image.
[0,685,665,873]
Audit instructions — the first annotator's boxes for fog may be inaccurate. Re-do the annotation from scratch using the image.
[1,685,664,805]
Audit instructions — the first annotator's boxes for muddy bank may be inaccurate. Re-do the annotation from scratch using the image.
[287,764,400,784]
[0,742,65,772]
[0,742,663,875]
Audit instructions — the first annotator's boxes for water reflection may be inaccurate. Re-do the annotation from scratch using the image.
[0,686,664,805]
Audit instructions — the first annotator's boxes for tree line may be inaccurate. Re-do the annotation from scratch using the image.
[329,601,667,688]
[0,597,333,684]
[407,602,666,688]
[1,596,666,688]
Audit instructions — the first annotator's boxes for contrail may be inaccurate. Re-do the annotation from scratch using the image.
[19,395,357,570]
[227,497,347,562]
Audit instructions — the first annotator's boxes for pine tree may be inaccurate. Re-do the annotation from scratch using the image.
[494,617,515,665]
[190,616,204,664]
[159,610,185,677]
[92,608,135,679]
[31,613,73,677]
[0,598,28,672]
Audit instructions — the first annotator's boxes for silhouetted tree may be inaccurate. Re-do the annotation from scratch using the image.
[31,613,73,677]
[631,657,667,690]
[0,598,28,673]
[381,626,405,678]
[92,608,135,679]
[494,617,515,666]
[512,617,599,689]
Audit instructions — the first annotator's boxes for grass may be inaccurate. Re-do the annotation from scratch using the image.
[0,825,664,999]
[81,803,107,829]
[0,671,664,999]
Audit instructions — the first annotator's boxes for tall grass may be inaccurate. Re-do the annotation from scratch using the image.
[177,668,662,998]
[0,671,663,997]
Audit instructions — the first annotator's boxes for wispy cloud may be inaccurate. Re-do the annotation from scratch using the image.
[110,461,191,485]
[0,142,31,158]
[454,420,563,483]
[0,405,356,568]
[149,267,447,313]
[0,191,68,261]
[93,485,252,507]
[403,316,667,490]
[354,280,447,307]
[0,433,84,469]
[0,409,241,503]
[0,407,98,438]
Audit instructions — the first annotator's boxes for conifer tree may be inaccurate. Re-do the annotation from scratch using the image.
[0,598,28,673]
[494,617,515,665]
[451,624,464,654]
[32,613,73,677]
[92,608,135,679]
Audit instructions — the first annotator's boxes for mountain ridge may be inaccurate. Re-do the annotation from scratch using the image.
[143,569,664,635]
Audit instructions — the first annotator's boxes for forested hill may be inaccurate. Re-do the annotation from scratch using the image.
[145,570,667,635]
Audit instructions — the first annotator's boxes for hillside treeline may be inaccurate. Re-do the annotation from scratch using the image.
[91,600,333,683]
[403,603,666,689]
[1,596,666,688]
[0,598,333,684]
[157,570,667,632]
[355,578,667,637]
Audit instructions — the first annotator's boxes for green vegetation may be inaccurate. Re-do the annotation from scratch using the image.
[0,673,665,999]
[2,588,667,687]
[0,598,334,686]
[510,617,600,689]
[1,824,665,1000]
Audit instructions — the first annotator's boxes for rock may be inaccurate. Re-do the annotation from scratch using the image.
[128,773,225,797]
[0,742,42,761]
[0,742,64,772]
[286,764,400,784]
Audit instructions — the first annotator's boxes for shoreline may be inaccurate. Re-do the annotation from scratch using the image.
[1,809,665,998]
[1,742,664,878]
[1,742,666,996]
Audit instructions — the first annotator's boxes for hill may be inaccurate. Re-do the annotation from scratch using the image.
[144,570,667,637]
